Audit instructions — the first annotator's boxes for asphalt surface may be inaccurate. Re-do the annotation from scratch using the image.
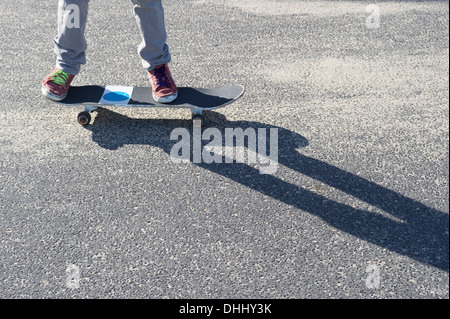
[0,0,448,299]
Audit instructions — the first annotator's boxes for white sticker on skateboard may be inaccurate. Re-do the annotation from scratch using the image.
[99,86,133,105]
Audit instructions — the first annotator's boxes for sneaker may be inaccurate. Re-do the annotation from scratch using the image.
[148,64,178,103]
[42,67,75,101]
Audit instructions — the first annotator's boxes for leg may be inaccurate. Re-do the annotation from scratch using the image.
[130,0,171,71]
[54,0,90,75]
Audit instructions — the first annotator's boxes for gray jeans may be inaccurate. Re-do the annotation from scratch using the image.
[55,0,171,75]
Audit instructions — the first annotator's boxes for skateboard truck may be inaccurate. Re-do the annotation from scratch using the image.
[191,108,206,127]
[77,105,98,126]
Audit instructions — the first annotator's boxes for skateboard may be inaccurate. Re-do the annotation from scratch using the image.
[57,85,245,126]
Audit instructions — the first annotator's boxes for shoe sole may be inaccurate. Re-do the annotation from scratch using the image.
[41,84,67,102]
[153,91,178,104]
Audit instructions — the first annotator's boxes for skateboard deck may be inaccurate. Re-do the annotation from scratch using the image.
[57,85,244,126]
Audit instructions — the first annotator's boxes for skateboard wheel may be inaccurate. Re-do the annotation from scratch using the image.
[192,114,206,127]
[77,112,91,126]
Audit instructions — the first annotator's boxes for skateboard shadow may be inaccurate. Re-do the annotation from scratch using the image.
[62,85,105,104]
[85,108,449,272]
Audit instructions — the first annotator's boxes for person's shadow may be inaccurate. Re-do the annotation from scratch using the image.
[85,108,449,272]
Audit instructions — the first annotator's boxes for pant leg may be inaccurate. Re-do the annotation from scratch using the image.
[54,0,89,75]
[131,0,171,71]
